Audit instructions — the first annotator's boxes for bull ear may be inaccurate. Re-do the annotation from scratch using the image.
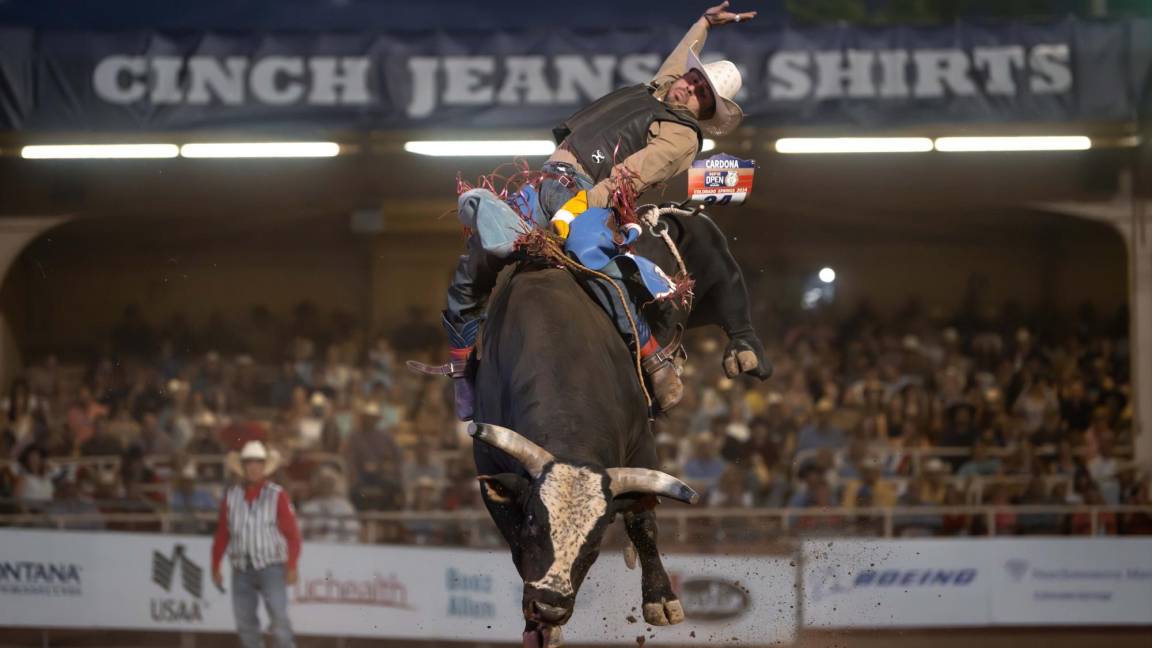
[606,467,700,505]
[477,474,530,504]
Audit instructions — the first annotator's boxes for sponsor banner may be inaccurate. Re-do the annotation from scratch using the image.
[0,529,795,644]
[802,538,988,628]
[566,553,796,645]
[0,18,1147,132]
[802,538,1152,628]
[0,530,229,630]
[989,539,1152,625]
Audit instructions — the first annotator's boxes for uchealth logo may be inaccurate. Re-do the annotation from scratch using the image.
[294,570,411,610]
[810,566,978,603]
[0,561,83,597]
[149,544,208,623]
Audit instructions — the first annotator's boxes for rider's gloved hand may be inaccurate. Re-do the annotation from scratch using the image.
[618,223,642,246]
[550,190,588,240]
[702,1,757,26]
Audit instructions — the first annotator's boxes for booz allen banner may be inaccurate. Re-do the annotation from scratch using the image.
[0,18,1147,132]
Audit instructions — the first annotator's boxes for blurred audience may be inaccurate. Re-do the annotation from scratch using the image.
[0,290,1145,542]
[299,467,360,543]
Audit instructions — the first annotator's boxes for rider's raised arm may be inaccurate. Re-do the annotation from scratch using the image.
[651,17,709,87]
[651,2,758,87]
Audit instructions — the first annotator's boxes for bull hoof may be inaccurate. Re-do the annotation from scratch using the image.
[547,625,564,647]
[643,598,685,626]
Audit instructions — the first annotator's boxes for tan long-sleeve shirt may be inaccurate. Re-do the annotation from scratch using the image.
[548,18,709,208]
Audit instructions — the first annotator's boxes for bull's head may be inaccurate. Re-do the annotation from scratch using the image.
[470,423,698,633]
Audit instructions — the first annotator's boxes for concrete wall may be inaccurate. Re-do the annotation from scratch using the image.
[0,206,1129,362]
[724,208,1128,320]
[7,213,374,358]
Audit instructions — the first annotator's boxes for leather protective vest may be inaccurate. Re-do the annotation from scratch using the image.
[552,84,702,184]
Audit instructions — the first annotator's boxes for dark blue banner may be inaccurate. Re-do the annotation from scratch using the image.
[0,18,1146,133]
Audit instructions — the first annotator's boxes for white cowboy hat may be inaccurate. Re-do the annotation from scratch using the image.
[192,410,219,428]
[686,46,744,137]
[240,440,268,461]
[226,441,282,478]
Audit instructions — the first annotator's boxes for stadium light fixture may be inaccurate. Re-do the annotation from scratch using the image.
[180,142,340,158]
[933,136,1091,152]
[775,137,933,154]
[21,144,180,159]
[819,267,837,284]
[403,140,556,157]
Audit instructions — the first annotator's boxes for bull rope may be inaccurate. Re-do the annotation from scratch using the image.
[517,229,653,410]
[638,204,693,278]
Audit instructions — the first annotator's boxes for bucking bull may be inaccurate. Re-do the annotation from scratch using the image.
[467,206,770,647]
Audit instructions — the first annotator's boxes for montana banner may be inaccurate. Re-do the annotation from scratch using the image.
[0,528,796,644]
[802,538,1152,628]
[0,18,1147,132]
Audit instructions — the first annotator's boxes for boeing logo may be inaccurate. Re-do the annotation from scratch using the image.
[811,567,978,602]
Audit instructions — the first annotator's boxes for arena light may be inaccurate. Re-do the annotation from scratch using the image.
[819,267,837,284]
[21,144,179,159]
[180,142,340,158]
[404,140,556,157]
[934,136,1091,152]
[775,137,933,154]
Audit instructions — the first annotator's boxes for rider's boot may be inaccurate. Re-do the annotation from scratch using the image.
[406,315,480,421]
[446,347,474,422]
[640,338,683,412]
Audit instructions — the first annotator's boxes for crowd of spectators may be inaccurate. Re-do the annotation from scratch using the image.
[0,290,1149,543]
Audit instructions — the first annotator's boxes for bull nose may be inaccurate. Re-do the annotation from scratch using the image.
[531,601,569,624]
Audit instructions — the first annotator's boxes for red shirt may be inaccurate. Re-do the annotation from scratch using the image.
[211,480,301,573]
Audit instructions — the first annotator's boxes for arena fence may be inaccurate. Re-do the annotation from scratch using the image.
[1,504,1149,546]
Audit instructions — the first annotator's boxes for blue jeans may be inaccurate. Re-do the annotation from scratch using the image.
[444,163,650,349]
[231,563,295,648]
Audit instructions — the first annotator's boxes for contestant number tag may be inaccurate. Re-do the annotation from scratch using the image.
[687,154,755,206]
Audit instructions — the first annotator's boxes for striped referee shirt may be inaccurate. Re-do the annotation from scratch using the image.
[212,480,301,573]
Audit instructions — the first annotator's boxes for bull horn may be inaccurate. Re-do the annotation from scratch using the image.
[606,467,700,505]
[469,423,555,478]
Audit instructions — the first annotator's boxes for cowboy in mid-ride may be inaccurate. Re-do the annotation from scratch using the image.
[408,6,770,646]
[425,2,759,420]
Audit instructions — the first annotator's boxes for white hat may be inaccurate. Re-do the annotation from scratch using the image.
[924,458,948,474]
[239,441,268,461]
[227,441,282,478]
[193,411,219,428]
[180,461,198,480]
[686,46,744,137]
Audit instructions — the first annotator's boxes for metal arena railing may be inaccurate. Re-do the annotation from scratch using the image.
[1,505,1149,549]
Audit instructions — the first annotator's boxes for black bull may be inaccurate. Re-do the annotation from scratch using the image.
[468,209,769,645]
